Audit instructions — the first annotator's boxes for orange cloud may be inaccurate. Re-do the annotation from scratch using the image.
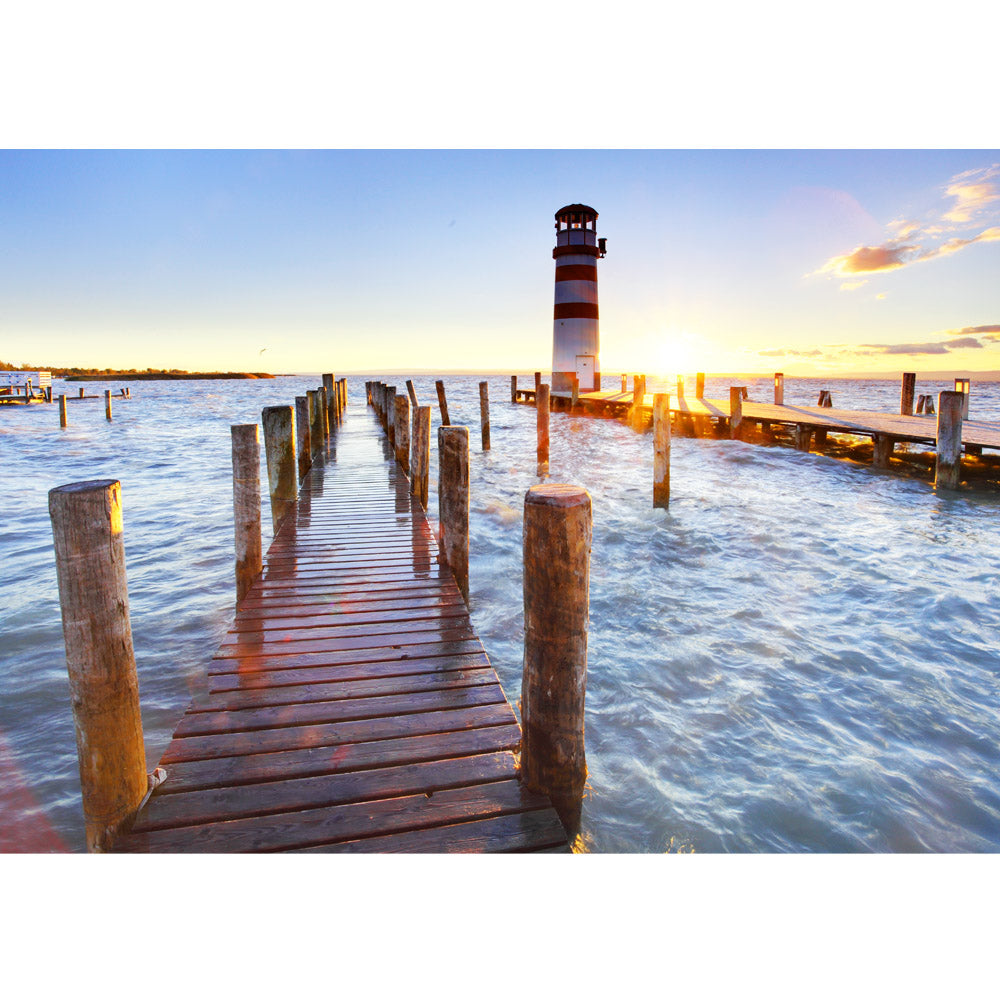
[943,166,1000,223]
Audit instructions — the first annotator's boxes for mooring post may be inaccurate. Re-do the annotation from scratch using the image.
[729,387,744,440]
[295,395,311,482]
[954,378,971,419]
[412,405,431,510]
[479,380,491,451]
[537,383,550,469]
[318,385,330,442]
[79,386,85,398]
[405,379,418,409]
[653,393,670,509]
[438,425,470,603]
[534,371,542,398]
[339,378,347,411]
[59,393,68,427]
[104,389,112,421]
[521,483,592,833]
[695,372,705,399]
[394,394,410,474]
[261,405,297,533]
[900,372,916,416]
[510,375,518,403]
[231,424,263,604]
[48,479,148,853]
[774,372,784,405]
[936,391,964,490]
[435,379,450,426]
[621,373,627,393]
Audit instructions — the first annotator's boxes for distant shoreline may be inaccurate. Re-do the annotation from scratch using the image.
[62,372,276,381]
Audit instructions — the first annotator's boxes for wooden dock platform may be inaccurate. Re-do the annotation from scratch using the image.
[536,389,1000,454]
[112,408,569,853]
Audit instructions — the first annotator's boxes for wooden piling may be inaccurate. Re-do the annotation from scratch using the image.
[900,372,916,416]
[104,389,112,421]
[621,374,627,393]
[479,380,491,450]
[339,378,347,411]
[537,383,550,468]
[653,393,670,508]
[631,377,644,430]
[59,393,68,427]
[261,405,297,533]
[872,434,894,467]
[774,372,784,405]
[571,375,579,411]
[406,379,418,409]
[394,394,410,474]
[411,405,431,510]
[386,387,397,448]
[729,387,744,440]
[79,387,85,398]
[318,385,330,441]
[438,425,470,604]
[520,483,592,831]
[510,375,517,403]
[436,379,451,426]
[322,374,337,429]
[48,479,147,853]
[794,425,811,451]
[696,372,705,399]
[936,391,964,490]
[231,424,263,604]
[676,376,685,401]
[295,396,311,482]
[307,390,322,457]
[535,371,542,396]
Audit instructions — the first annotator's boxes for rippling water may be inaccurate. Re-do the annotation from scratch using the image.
[2,373,999,853]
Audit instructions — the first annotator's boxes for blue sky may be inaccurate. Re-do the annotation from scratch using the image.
[2,149,997,376]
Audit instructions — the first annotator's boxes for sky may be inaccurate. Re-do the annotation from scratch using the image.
[1,6,997,380]
[2,149,997,377]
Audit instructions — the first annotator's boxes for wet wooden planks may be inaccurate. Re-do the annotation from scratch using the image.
[113,409,568,853]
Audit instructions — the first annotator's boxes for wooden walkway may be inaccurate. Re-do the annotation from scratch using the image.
[534,389,1000,452]
[113,406,568,853]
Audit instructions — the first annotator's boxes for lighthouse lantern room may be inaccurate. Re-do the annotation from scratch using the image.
[551,203,605,393]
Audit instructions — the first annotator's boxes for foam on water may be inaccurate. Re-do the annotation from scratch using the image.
[2,374,999,852]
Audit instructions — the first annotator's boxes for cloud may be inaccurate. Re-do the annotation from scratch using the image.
[813,163,1000,285]
[758,348,822,358]
[951,324,1000,336]
[859,336,986,356]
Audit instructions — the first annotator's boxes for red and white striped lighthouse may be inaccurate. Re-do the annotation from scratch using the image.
[552,203,606,393]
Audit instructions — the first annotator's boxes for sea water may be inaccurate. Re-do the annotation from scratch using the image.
[2,374,999,853]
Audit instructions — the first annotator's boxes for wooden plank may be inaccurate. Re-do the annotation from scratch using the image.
[158,702,520,764]
[152,724,523,794]
[115,779,558,852]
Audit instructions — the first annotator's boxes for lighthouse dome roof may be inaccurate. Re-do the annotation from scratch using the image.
[554,204,598,219]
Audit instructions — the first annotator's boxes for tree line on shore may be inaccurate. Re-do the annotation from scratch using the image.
[0,360,274,379]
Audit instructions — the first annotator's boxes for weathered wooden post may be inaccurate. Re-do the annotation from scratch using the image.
[79,386,85,398]
[621,373,627,392]
[774,372,784,405]
[405,379,418,409]
[307,390,323,457]
[900,372,916,416]
[261,405,297,533]
[104,389,112,421]
[954,378,971,419]
[394,394,410,474]
[696,372,705,399]
[435,380,450,426]
[653,393,671,508]
[438,425,469,603]
[322,374,337,429]
[479,381,491,450]
[295,395,311,482]
[231,424,263,603]
[386,386,397,448]
[534,371,542,397]
[631,377,644,430]
[936,391,964,490]
[339,378,347,411]
[412,405,431,510]
[511,375,518,403]
[59,393,68,427]
[318,385,330,442]
[676,376,685,401]
[570,375,579,411]
[49,479,148,852]
[729,387,744,440]
[537,383,550,469]
[521,483,592,832]
[795,425,812,451]
[872,434,894,467]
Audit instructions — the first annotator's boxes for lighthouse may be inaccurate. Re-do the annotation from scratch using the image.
[551,203,606,393]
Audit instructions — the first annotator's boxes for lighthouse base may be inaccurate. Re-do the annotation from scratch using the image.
[553,370,601,394]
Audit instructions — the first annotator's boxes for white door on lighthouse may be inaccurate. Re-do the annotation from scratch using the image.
[575,355,596,392]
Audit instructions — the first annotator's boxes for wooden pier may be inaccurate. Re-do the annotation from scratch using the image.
[111,406,569,853]
[521,387,1000,458]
